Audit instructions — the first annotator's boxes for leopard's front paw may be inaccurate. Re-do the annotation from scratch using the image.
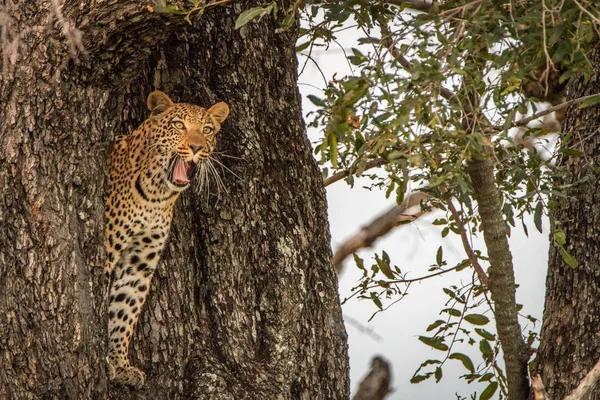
[111,365,146,390]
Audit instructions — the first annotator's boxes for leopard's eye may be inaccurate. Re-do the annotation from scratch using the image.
[203,126,214,135]
[172,121,185,130]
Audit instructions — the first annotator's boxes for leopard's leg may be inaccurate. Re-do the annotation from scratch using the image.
[104,134,130,279]
[107,230,166,389]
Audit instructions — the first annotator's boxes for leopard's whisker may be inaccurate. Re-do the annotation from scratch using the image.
[209,155,241,180]
[194,162,209,193]
[207,158,228,197]
[203,161,211,200]
[212,151,244,161]
[205,159,223,200]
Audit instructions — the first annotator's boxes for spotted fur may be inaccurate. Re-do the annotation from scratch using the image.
[104,91,229,389]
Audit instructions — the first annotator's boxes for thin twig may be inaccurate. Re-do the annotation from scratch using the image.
[324,158,387,187]
[342,264,461,304]
[382,264,461,285]
[446,199,489,286]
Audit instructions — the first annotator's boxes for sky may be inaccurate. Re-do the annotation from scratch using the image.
[297,19,550,400]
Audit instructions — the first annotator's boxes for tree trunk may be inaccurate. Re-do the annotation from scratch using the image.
[535,47,600,398]
[0,1,349,399]
[467,156,530,400]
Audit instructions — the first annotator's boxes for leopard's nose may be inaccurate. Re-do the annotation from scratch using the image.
[189,144,203,154]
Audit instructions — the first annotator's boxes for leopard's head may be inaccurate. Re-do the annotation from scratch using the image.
[145,91,230,193]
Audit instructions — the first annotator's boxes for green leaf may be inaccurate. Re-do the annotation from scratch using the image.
[434,366,443,382]
[534,202,543,233]
[410,373,433,383]
[479,339,493,361]
[418,336,449,351]
[370,292,383,310]
[436,246,443,266]
[456,259,470,272]
[353,254,365,271]
[307,95,326,107]
[449,352,475,372]
[235,5,272,29]
[559,247,578,268]
[295,41,310,52]
[578,94,600,109]
[277,11,296,32]
[395,185,406,205]
[475,328,495,341]
[426,320,446,332]
[442,308,462,317]
[554,229,566,246]
[385,180,395,199]
[479,372,494,382]
[328,133,338,167]
[480,381,498,400]
[378,251,395,279]
[464,314,490,326]
[561,148,584,157]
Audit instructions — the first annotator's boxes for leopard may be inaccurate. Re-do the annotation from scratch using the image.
[104,90,229,389]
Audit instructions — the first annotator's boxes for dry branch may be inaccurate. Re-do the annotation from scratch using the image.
[332,192,430,273]
[352,356,392,400]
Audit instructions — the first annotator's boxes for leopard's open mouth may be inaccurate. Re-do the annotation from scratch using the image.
[168,156,197,187]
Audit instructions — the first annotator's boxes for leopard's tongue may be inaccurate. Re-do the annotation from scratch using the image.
[173,161,190,184]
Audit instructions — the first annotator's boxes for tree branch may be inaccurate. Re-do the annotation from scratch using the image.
[308,0,432,12]
[324,158,387,187]
[352,356,392,400]
[446,199,489,286]
[491,93,600,131]
[380,24,459,105]
[467,156,530,400]
[332,192,430,273]
[564,356,600,400]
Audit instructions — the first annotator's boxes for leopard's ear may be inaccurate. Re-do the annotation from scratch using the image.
[208,102,230,124]
[147,91,174,115]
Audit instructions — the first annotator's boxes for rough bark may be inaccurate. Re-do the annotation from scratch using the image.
[467,156,530,400]
[535,46,600,399]
[0,1,349,399]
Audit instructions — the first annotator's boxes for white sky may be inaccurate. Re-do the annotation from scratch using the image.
[297,22,549,400]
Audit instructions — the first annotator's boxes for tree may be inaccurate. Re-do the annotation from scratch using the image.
[535,47,600,399]
[0,1,349,398]
[294,0,599,399]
